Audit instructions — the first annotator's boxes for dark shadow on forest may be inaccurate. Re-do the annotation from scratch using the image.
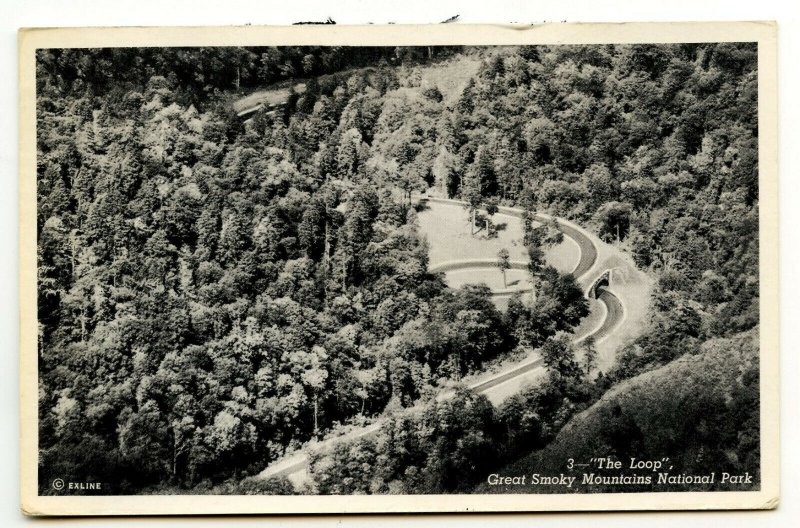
[414,200,431,213]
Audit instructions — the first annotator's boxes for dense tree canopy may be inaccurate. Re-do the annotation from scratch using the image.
[36,42,759,494]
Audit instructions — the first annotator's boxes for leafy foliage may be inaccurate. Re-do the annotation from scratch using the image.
[479,329,760,493]
[36,42,759,494]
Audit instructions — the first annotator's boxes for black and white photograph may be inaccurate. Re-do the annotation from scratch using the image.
[17,22,779,515]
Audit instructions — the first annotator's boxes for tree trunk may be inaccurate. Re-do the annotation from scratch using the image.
[313,392,319,436]
[111,245,117,287]
[323,218,331,274]
[70,235,77,279]
[172,430,178,480]
[471,209,476,236]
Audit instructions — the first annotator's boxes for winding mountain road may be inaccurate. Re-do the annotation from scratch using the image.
[592,287,624,342]
[541,212,597,279]
[253,197,626,484]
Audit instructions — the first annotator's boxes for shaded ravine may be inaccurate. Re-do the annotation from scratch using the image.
[254,199,624,483]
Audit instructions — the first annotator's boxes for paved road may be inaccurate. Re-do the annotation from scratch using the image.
[424,197,598,281]
[429,259,533,297]
[258,286,624,481]
[470,357,545,393]
[594,287,624,341]
[543,215,597,279]
[256,198,621,483]
[429,260,531,274]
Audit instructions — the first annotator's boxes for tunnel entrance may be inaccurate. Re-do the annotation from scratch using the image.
[590,270,611,299]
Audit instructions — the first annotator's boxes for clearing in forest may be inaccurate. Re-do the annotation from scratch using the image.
[416,199,579,299]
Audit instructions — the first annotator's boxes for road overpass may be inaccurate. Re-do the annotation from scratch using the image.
[252,197,626,485]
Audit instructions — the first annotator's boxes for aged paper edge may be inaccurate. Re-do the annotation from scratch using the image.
[18,21,779,516]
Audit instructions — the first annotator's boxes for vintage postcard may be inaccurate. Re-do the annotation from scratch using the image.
[19,22,779,515]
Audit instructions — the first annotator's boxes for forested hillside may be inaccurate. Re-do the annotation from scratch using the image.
[477,328,760,493]
[35,42,759,494]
